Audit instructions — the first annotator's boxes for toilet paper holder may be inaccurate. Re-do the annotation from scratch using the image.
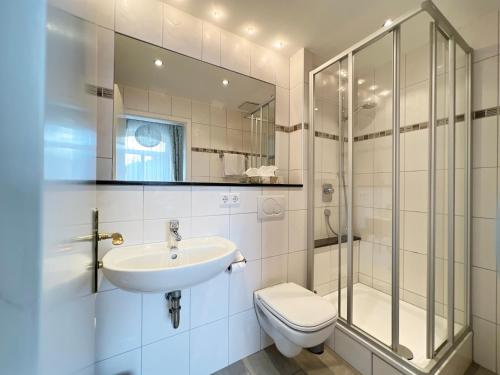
[227,251,247,272]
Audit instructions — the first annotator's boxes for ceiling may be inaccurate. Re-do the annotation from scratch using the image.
[164,0,500,62]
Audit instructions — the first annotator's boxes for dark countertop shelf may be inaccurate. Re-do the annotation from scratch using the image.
[314,235,362,249]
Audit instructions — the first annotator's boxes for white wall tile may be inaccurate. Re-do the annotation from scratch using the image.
[229,260,261,315]
[95,348,141,375]
[228,310,261,364]
[142,332,190,375]
[403,211,427,254]
[473,56,498,111]
[202,22,221,65]
[192,123,210,148]
[163,4,202,59]
[288,210,307,252]
[230,186,260,214]
[276,86,290,127]
[142,289,190,345]
[230,213,261,261]
[210,105,227,127]
[115,0,163,46]
[144,186,191,219]
[472,266,496,322]
[95,0,115,30]
[404,171,428,212]
[262,213,289,258]
[472,168,497,218]
[191,215,229,238]
[288,250,307,287]
[190,318,229,375]
[97,98,113,158]
[190,272,229,328]
[473,117,498,168]
[274,53,290,89]
[97,185,143,222]
[97,27,114,89]
[172,96,191,118]
[191,101,210,124]
[404,129,428,171]
[191,152,210,177]
[191,186,230,216]
[221,31,250,75]
[262,254,288,288]
[472,316,497,372]
[250,42,275,84]
[472,217,496,270]
[148,90,172,115]
[123,86,148,111]
[403,251,427,297]
[95,289,142,361]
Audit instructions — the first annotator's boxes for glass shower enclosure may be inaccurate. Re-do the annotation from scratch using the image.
[307,1,471,372]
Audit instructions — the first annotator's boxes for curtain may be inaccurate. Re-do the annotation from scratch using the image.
[116,118,184,182]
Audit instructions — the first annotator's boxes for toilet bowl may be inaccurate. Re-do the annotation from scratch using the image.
[254,282,337,357]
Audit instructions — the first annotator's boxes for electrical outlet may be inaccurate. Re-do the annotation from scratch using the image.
[229,193,240,206]
[220,193,230,207]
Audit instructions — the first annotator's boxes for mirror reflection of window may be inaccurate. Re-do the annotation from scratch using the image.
[115,117,185,182]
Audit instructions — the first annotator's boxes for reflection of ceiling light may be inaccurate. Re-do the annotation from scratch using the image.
[379,90,391,96]
[369,85,378,91]
[338,86,345,92]
[383,19,393,27]
[358,79,366,85]
[314,107,319,111]
[274,40,285,49]
[222,79,229,86]
[154,59,163,67]
[338,69,347,78]
[246,26,256,35]
[212,9,222,20]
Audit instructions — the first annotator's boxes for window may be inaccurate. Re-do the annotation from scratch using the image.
[116,117,185,182]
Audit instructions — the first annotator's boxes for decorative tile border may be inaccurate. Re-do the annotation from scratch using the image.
[276,123,309,133]
[85,84,114,99]
[314,108,495,142]
[191,147,270,158]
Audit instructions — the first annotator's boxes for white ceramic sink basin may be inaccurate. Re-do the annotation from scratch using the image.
[102,236,237,293]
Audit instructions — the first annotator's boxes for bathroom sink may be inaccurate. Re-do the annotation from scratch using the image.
[101,236,237,293]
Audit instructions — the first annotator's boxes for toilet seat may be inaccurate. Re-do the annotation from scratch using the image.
[255,283,337,332]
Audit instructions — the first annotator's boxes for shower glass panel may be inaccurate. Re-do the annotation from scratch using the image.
[351,33,394,346]
[309,2,472,372]
[312,57,349,322]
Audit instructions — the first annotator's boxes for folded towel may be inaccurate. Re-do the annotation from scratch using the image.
[224,153,246,176]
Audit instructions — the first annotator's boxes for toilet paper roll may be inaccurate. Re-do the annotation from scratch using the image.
[229,261,246,273]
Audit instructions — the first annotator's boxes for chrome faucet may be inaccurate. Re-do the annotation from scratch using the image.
[169,220,182,249]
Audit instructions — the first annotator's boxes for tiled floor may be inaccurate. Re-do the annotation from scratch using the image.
[465,364,496,375]
[216,345,495,375]
[214,345,360,375]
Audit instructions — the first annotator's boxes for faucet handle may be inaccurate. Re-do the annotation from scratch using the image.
[170,220,179,230]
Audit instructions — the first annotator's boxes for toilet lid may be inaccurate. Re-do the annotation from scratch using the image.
[255,283,337,332]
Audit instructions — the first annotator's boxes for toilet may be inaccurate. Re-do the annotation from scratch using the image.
[254,282,337,357]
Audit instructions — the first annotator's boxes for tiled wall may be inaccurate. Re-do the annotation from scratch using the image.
[93,184,308,374]
[92,0,292,183]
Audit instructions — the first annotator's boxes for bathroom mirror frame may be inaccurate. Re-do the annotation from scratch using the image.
[307,1,472,373]
[97,33,302,187]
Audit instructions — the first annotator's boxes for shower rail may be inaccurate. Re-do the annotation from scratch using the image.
[307,1,472,373]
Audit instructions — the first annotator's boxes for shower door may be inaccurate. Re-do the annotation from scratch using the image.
[309,2,472,370]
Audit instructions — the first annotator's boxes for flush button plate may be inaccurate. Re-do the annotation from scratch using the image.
[258,195,285,220]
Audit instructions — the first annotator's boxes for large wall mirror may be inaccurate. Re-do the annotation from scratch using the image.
[102,33,290,185]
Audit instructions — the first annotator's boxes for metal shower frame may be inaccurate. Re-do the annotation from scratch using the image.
[307,1,472,372]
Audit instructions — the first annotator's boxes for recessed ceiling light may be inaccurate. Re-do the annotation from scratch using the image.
[274,40,285,49]
[369,84,378,91]
[246,26,256,35]
[383,19,393,27]
[358,79,366,85]
[154,59,163,67]
[212,9,222,20]
[222,79,229,86]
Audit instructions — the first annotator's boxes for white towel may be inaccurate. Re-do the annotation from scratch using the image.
[223,153,246,176]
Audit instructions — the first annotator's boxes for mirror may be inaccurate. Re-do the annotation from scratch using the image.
[106,33,282,184]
